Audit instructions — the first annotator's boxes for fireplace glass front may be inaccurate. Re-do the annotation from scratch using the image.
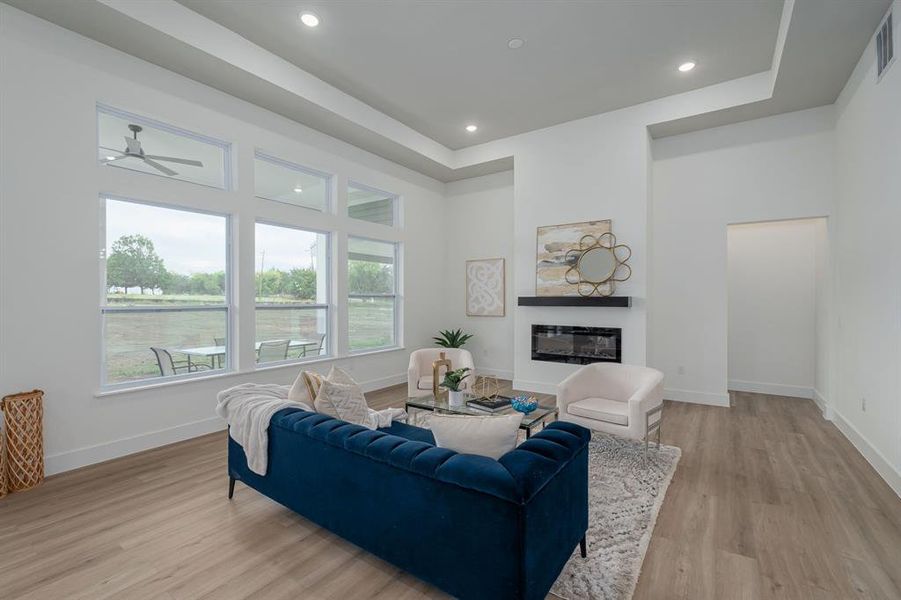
[531,325,622,365]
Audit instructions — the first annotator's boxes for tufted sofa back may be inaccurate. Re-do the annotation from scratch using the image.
[269,408,588,504]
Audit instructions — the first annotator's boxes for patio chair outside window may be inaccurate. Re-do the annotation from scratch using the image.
[258,340,290,363]
[151,347,210,377]
[214,337,226,368]
[311,333,326,356]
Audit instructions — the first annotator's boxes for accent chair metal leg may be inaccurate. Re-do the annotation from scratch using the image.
[228,476,236,500]
[579,536,587,558]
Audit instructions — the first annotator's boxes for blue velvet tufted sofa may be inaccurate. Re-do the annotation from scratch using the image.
[227,408,590,600]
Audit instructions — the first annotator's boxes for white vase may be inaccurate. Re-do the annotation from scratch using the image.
[448,390,465,407]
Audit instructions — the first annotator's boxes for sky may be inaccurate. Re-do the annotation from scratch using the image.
[105,199,322,275]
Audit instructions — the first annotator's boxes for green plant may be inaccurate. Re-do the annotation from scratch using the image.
[441,367,471,392]
[433,328,473,348]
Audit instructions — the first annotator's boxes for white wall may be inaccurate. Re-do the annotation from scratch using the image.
[509,111,651,394]
[814,217,833,413]
[831,0,901,494]
[443,171,515,379]
[650,107,835,406]
[727,219,821,399]
[0,7,448,474]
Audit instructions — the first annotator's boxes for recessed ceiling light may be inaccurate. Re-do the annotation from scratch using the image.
[508,38,524,49]
[678,61,696,72]
[465,124,478,133]
[300,12,320,27]
[105,156,116,161]
[293,186,303,193]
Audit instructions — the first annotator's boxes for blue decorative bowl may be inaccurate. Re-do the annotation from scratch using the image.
[511,395,538,414]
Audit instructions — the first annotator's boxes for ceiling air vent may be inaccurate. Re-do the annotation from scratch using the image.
[876,11,894,80]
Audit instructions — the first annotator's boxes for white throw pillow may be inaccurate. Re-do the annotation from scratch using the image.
[314,367,373,428]
[429,413,523,460]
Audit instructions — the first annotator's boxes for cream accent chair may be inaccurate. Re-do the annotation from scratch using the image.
[557,363,664,449]
[407,348,475,398]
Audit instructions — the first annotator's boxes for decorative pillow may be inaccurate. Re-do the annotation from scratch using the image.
[429,413,523,460]
[288,370,315,405]
[313,367,373,428]
[300,371,324,403]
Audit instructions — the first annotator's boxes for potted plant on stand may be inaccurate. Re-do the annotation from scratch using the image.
[442,367,471,407]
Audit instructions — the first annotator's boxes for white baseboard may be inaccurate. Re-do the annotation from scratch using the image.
[360,372,407,393]
[663,387,731,407]
[813,388,834,420]
[728,379,814,399]
[46,372,408,476]
[512,378,558,395]
[476,367,514,380]
[45,416,226,476]
[832,409,901,499]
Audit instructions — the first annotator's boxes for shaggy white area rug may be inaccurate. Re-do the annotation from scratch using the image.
[551,434,681,600]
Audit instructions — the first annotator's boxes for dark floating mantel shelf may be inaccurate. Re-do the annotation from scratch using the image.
[518,296,632,308]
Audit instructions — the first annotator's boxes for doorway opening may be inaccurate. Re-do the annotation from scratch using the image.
[726,217,829,402]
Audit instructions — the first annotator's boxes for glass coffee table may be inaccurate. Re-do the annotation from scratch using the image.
[405,394,559,439]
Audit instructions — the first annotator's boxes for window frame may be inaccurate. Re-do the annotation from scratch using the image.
[253,150,334,213]
[96,103,233,191]
[99,194,234,391]
[347,235,400,354]
[254,219,333,367]
[347,181,401,228]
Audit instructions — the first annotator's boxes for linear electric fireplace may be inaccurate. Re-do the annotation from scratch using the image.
[531,325,622,365]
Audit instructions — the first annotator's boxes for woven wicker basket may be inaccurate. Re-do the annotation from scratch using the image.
[0,417,7,499]
[1,390,44,492]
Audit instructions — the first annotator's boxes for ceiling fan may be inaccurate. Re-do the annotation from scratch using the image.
[102,124,203,176]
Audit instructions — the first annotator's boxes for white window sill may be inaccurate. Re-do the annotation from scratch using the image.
[96,369,239,397]
[95,348,405,397]
[347,346,404,358]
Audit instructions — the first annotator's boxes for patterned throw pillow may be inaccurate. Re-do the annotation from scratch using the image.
[315,379,371,426]
[313,367,372,428]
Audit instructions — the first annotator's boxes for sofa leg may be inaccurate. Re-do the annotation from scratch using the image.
[579,536,587,558]
[228,476,236,500]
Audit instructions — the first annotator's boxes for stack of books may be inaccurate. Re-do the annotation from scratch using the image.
[466,395,512,413]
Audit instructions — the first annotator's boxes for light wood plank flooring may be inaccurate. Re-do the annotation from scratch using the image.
[0,386,899,599]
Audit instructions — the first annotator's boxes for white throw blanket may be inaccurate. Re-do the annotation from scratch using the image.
[216,383,407,475]
[216,384,308,475]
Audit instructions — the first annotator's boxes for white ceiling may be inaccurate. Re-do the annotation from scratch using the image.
[3,0,892,181]
[176,0,784,150]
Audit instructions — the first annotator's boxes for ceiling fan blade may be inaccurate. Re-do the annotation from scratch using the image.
[143,155,204,167]
[142,157,178,176]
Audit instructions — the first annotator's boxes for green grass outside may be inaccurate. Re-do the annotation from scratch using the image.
[104,295,395,384]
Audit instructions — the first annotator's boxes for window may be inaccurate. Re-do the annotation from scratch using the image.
[255,223,329,364]
[98,105,230,189]
[347,183,398,227]
[348,237,398,351]
[101,198,230,387]
[254,152,331,212]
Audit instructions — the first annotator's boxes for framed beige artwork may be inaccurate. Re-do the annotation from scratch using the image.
[466,258,505,317]
[536,220,612,296]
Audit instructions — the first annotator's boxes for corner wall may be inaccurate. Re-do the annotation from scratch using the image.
[443,171,515,379]
[831,0,901,494]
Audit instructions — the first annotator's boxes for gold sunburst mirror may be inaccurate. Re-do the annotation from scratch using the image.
[564,232,632,297]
